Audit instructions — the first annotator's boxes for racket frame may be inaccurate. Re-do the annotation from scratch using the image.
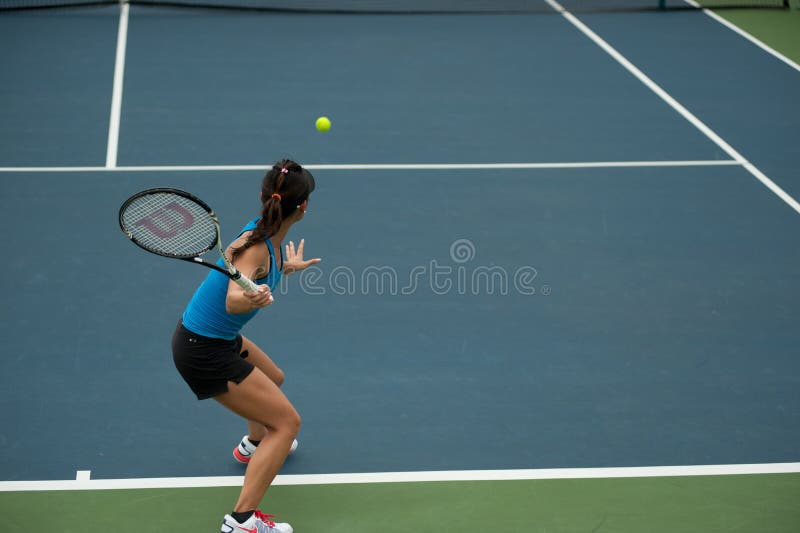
[119,187,260,293]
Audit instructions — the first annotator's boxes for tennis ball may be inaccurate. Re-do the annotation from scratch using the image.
[315,116,331,132]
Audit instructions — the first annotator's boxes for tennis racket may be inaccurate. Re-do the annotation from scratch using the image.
[119,188,264,296]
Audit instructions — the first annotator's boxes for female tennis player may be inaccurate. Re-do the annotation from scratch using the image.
[172,159,319,533]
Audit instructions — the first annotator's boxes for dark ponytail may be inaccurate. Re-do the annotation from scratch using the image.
[230,159,315,261]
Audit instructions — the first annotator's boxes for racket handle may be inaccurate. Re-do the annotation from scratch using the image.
[231,271,275,303]
[232,271,258,292]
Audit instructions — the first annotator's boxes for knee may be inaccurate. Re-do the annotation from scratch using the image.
[269,405,301,437]
[285,408,301,437]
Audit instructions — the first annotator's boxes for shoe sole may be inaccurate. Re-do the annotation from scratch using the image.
[232,439,298,464]
[232,447,251,464]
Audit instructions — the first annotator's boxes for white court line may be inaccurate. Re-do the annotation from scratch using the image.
[0,160,741,173]
[683,0,800,73]
[105,2,130,169]
[2,463,799,492]
[545,0,800,216]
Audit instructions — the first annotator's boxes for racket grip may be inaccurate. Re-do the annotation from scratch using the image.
[233,272,259,293]
[232,271,274,303]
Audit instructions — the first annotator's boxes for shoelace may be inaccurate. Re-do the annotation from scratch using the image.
[254,511,277,528]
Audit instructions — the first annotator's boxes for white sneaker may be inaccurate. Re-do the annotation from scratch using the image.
[233,435,298,464]
[221,510,292,533]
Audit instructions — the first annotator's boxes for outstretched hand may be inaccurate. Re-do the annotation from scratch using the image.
[284,239,321,275]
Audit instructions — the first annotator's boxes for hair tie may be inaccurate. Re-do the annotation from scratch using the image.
[271,193,282,201]
[280,167,288,174]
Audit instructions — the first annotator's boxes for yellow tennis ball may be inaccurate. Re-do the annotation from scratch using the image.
[315,116,331,132]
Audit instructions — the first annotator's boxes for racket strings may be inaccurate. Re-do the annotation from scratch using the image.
[121,192,218,257]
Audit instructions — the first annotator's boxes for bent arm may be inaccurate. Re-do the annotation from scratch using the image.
[225,242,272,314]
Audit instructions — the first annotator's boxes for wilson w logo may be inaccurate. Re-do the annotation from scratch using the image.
[135,201,195,239]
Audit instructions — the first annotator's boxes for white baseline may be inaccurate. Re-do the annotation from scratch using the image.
[0,160,741,173]
[1,463,799,492]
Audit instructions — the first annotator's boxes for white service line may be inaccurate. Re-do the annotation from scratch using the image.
[683,0,800,73]
[2,463,799,492]
[106,2,130,169]
[544,0,800,216]
[0,160,741,173]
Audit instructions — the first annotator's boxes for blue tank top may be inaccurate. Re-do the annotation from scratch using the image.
[182,218,284,340]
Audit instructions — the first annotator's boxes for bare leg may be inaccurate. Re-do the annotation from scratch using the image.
[247,421,268,443]
[240,336,286,443]
[215,368,300,511]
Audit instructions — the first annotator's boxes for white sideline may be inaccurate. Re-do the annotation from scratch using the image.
[106,2,129,168]
[684,0,800,73]
[544,0,800,215]
[1,463,799,492]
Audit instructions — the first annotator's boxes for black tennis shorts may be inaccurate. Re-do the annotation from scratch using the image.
[171,321,254,400]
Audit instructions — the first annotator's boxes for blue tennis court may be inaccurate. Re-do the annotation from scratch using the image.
[1,2,798,531]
